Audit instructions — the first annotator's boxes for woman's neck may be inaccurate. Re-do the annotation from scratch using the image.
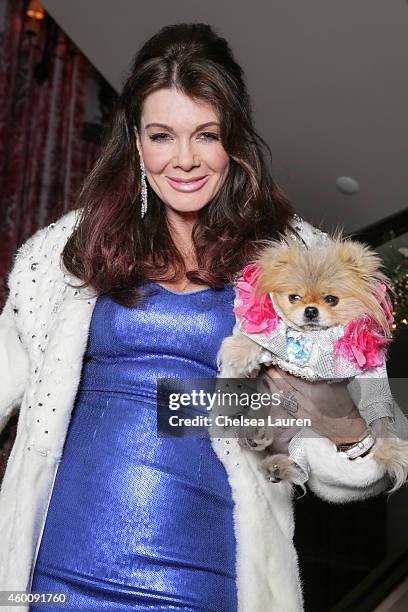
[166,209,199,268]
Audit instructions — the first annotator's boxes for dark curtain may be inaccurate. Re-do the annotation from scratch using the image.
[0,0,114,480]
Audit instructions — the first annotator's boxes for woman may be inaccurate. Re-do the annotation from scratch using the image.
[1,23,406,612]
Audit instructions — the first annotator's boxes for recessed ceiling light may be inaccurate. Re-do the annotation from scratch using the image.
[336,176,360,194]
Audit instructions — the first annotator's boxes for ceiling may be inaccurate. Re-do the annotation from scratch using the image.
[42,0,408,233]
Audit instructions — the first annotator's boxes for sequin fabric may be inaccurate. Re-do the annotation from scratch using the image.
[30,282,238,612]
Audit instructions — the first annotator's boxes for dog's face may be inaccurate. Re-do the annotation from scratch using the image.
[273,284,365,330]
[254,236,388,331]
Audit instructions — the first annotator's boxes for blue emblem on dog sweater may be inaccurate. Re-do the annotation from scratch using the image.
[287,332,313,366]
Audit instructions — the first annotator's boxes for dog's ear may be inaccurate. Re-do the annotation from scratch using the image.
[335,240,382,276]
[333,238,391,333]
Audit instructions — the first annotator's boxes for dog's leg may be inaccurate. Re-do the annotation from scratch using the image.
[371,418,408,493]
[216,331,264,378]
[238,424,275,451]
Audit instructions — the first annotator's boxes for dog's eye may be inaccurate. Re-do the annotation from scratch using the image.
[324,295,339,306]
[289,294,302,303]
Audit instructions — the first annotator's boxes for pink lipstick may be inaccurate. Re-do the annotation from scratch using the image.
[165,175,209,192]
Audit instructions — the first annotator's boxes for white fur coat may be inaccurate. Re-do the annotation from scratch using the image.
[1,210,407,612]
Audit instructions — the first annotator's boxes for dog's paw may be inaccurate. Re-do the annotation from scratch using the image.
[217,335,262,378]
[372,437,408,492]
[259,454,300,483]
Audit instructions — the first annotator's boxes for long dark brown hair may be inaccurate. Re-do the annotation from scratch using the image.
[63,23,296,305]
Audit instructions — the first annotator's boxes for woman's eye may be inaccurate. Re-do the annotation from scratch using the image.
[198,132,220,141]
[148,132,219,143]
[324,295,339,306]
[149,133,171,142]
[289,294,302,303]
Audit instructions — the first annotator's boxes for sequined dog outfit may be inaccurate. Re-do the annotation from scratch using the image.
[30,282,238,612]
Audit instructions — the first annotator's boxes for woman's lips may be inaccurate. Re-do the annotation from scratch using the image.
[165,175,209,192]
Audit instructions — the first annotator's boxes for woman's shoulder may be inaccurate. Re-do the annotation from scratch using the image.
[7,209,81,300]
[14,209,80,264]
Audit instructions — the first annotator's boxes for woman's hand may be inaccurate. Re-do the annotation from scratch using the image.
[261,365,368,445]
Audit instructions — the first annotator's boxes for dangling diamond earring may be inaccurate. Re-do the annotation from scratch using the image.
[140,156,148,218]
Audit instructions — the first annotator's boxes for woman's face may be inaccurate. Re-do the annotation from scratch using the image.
[135,88,230,217]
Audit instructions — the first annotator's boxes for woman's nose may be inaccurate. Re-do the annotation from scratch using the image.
[172,142,200,170]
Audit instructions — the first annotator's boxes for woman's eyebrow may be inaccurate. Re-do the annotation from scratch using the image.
[144,122,220,131]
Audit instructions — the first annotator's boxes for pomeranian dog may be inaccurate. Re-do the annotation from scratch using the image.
[216,233,408,492]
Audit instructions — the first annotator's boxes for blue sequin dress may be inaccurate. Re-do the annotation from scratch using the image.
[30,282,238,612]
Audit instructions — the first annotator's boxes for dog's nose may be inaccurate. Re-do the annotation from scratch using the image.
[304,306,319,320]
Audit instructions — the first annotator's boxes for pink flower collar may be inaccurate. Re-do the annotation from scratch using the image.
[233,263,281,334]
[333,316,390,369]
